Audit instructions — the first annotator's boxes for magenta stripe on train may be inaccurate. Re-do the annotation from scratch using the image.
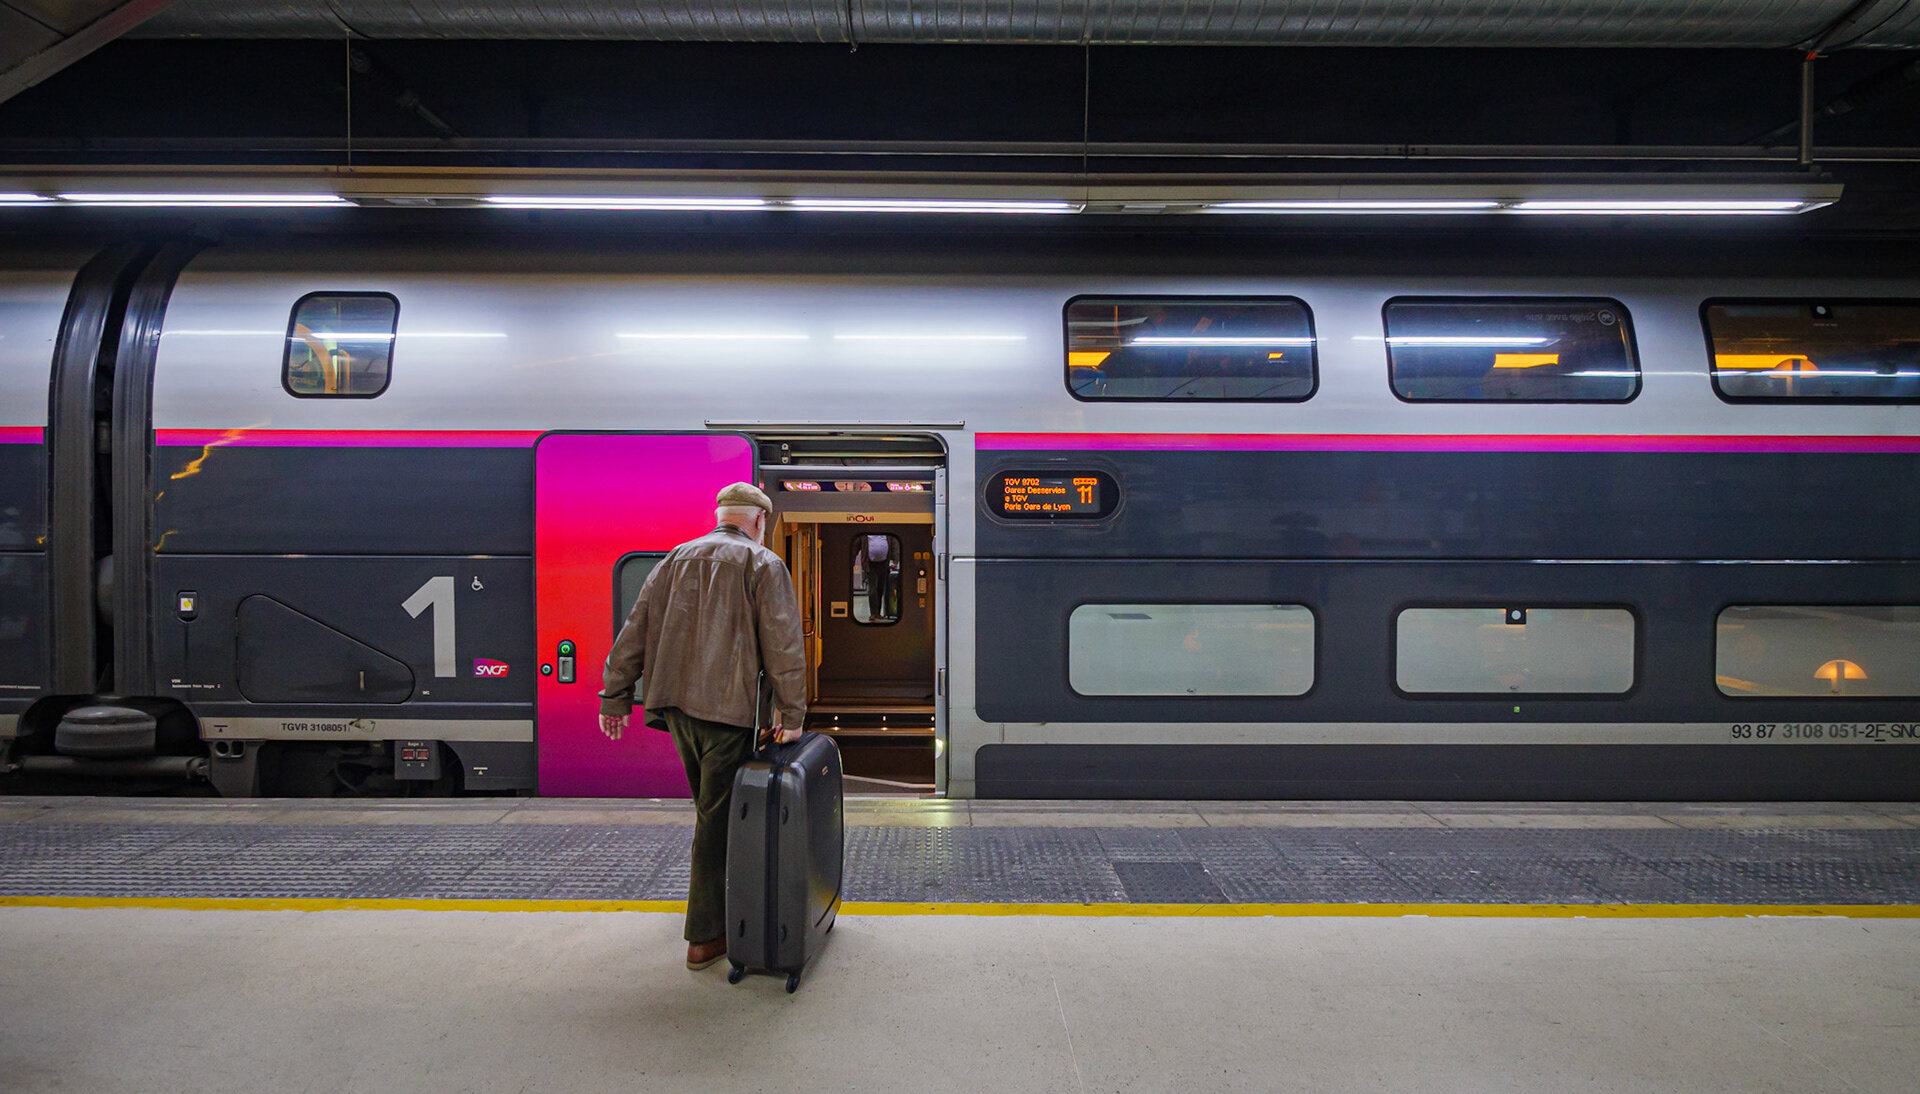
[155,428,545,448]
[0,426,43,444]
[976,432,1920,453]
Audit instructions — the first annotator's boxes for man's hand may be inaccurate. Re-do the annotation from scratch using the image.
[599,713,627,741]
[770,712,801,745]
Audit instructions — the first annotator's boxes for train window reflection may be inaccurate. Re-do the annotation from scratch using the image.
[1383,298,1638,402]
[1065,297,1316,401]
[851,534,902,625]
[1716,606,1920,698]
[1396,608,1636,694]
[1069,604,1315,696]
[284,292,398,398]
[1705,301,1920,402]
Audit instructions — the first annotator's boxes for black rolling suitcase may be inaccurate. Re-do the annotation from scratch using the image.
[723,729,844,992]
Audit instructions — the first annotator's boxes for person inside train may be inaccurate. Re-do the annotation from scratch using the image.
[598,482,808,971]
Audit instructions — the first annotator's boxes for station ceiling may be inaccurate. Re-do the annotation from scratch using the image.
[1,0,1918,236]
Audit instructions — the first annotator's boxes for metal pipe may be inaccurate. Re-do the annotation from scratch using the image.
[16,754,209,779]
[1801,51,1818,166]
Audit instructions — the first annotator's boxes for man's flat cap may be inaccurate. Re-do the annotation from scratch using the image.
[716,481,772,512]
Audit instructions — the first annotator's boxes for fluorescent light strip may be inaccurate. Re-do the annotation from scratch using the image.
[790,199,1078,214]
[1131,336,1315,346]
[485,196,767,211]
[1359,336,1555,347]
[833,333,1026,342]
[617,332,808,341]
[1209,200,1500,213]
[59,193,350,207]
[1509,199,1808,215]
[0,193,52,205]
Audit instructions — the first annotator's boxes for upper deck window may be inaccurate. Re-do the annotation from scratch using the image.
[1383,297,1638,402]
[284,292,398,398]
[1705,301,1920,402]
[1065,297,1316,401]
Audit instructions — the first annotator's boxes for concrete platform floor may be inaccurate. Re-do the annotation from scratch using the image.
[2,905,1916,1093]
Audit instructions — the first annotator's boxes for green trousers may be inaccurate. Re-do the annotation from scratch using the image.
[663,708,755,944]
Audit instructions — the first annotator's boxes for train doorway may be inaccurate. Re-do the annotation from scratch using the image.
[756,432,947,795]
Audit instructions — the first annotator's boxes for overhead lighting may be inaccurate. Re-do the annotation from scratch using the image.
[1132,336,1315,346]
[484,196,767,211]
[58,192,350,207]
[617,331,808,341]
[1207,200,1501,213]
[833,333,1026,341]
[1508,199,1811,215]
[790,199,1078,214]
[1363,336,1554,346]
[0,193,52,205]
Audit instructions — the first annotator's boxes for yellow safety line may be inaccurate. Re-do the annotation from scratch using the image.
[3,895,1918,919]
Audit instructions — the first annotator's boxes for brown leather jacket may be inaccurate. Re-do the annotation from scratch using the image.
[598,524,807,732]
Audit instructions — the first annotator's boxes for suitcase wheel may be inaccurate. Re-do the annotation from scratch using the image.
[727,964,746,985]
[785,973,801,994]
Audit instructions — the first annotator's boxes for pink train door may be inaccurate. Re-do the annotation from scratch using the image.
[534,432,755,796]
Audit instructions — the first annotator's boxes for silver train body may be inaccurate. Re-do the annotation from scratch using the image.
[1,233,1916,798]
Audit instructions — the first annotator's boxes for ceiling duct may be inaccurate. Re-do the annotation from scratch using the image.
[132,0,1920,47]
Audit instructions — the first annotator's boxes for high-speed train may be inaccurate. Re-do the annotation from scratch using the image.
[1,228,1916,800]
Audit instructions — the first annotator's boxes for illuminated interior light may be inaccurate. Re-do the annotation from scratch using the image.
[1207,200,1501,213]
[616,332,809,341]
[59,192,351,207]
[1370,336,1554,347]
[1566,370,1640,378]
[1267,352,1286,360]
[790,199,1078,214]
[781,481,822,492]
[484,196,767,210]
[885,482,927,492]
[1509,199,1810,215]
[1131,336,1315,346]
[0,193,52,205]
[1492,353,1562,369]
[833,481,873,492]
[1068,351,1112,369]
[834,333,1026,342]
[1815,658,1868,693]
[1714,354,1817,371]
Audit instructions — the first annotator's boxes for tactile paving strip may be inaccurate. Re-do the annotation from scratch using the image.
[0,821,1915,904]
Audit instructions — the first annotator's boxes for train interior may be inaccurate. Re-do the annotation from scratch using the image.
[762,434,945,794]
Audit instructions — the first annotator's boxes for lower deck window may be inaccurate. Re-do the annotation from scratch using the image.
[1716,606,1920,697]
[1396,607,1635,694]
[1068,603,1314,697]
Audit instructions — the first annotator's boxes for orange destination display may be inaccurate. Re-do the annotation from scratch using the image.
[987,470,1119,519]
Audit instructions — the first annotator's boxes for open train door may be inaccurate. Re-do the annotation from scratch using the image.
[533,432,754,796]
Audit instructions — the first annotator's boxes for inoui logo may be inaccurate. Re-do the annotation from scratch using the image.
[474,659,510,678]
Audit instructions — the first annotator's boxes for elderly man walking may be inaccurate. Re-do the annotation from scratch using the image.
[599,482,808,970]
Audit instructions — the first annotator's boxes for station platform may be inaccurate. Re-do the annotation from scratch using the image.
[3,797,1917,1092]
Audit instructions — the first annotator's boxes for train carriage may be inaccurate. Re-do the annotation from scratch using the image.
[4,230,1918,799]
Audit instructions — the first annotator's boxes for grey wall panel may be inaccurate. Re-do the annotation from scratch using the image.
[0,551,48,704]
[972,558,1920,724]
[973,743,1920,800]
[151,554,534,715]
[977,450,1920,561]
[152,446,532,556]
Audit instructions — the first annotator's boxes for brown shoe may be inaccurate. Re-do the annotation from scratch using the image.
[686,937,728,971]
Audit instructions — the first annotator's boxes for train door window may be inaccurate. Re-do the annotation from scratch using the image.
[850,534,902,625]
[1704,301,1920,402]
[1383,298,1638,402]
[283,292,398,398]
[1716,606,1920,697]
[1395,608,1636,694]
[1068,604,1315,696]
[1065,297,1316,401]
[613,552,666,632]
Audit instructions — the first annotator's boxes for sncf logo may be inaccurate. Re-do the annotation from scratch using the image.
[473,659,510,678]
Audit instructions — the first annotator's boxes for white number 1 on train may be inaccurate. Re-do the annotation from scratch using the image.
[402,575,457,678]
